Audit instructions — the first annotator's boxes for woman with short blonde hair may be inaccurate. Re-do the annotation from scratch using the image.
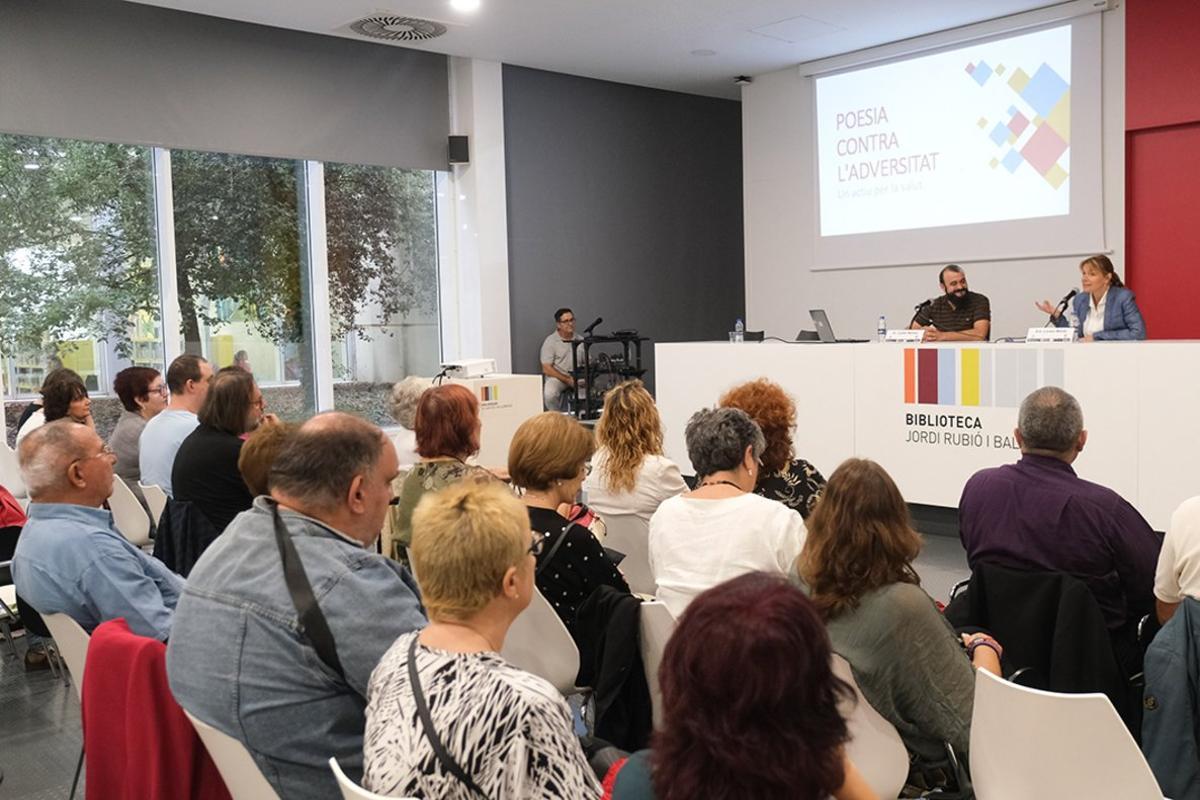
[584,380,686,523]
[364,480,601,798]
[509,412,629,639]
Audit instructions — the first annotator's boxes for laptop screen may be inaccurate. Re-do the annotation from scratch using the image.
[809,309,836,343]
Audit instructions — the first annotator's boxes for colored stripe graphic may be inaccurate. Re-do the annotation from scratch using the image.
[979,348,993,407]
[1043,348,1065,388]
[994,349,1019,408]
[917,349,939,404]
[904,349,916,403]
[1017,350,1038,399]
[961,349,980,406]
[937,348,956,405]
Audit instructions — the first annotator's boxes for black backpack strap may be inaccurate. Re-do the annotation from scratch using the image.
[271,503,345,680]
[535,523,571,578]
[406,636,490,798]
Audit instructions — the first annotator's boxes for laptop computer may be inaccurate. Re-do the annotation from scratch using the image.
[808,309,869,343]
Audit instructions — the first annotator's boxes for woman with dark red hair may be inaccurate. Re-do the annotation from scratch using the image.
[606,572,876,800]
[390,383,493,562]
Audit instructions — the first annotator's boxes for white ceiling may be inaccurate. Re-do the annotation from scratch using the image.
[125,0,1064,99]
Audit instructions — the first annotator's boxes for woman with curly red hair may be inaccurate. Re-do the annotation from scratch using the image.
[605,572,876,800]
[719,378,825,518]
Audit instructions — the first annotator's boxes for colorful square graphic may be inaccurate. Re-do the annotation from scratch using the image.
[1021,123,1068,175]
[1008,68,1031,93]
[1002,150,1023,173]
[989,122,1010,146]
[1021,63,1069,117]
[1007,111,1029,136]
[971,60,993,86]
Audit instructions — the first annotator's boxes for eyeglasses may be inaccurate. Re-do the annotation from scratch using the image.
[528,532,547,557]
[582,463,592,477]
[252,397,266,410]
[149,384,169,397]
[73,443,114,467]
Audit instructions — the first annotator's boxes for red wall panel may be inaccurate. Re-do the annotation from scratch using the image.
[1126,0,1200,131]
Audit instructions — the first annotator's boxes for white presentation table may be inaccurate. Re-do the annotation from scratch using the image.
[656,340,1200,531]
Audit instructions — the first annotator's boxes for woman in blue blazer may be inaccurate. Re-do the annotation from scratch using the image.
[1036,255,1147,341]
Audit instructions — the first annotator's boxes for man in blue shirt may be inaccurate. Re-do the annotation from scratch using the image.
[139,353,212,496]
[13,420,184,641]
[167,412,426,800]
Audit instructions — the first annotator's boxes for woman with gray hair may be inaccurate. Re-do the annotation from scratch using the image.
[647,407,807,618]
[388,376,433,468]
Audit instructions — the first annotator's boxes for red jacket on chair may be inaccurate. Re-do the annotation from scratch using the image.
[82,618,230,800]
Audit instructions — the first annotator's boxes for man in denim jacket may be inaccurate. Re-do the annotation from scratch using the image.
[167,412,426,800]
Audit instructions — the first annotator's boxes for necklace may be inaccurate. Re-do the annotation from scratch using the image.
[697,479,744,491]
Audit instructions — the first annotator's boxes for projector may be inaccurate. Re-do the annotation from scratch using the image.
[441,358,497,379]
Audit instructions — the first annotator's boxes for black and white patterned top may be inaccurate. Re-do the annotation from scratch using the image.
[363,632,602,799]
[755,458,827,519]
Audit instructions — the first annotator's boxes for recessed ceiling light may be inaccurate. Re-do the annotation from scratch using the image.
[450,0,480,11]
[690,49,717,57]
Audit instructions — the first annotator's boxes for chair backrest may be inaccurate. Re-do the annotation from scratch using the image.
[328,757,403,800]
[108,475,151,547]
[138,482,169,527]
[184,709,281,800]
[638,600,675,729]
[603,514,655,595]
[0,440,26,498]
[831,654,909,800]
[42,612,91,702]
[500,586,581,695]
[970,668,1164,799]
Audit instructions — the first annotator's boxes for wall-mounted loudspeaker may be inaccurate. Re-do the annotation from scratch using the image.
[449,135,469,164]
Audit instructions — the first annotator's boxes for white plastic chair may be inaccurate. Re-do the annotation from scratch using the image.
[604,514,655,595]
[0,583,20,660]
[184,709,281,800]
[970,667,1166,799]
[138,482,168,527]
[638,600,675,729]
[501,586,584,695]
[831,654,909,800]
[0,440,26,499]
[42,612,91,702]
[108,475,151,547]
[328,757,409,800]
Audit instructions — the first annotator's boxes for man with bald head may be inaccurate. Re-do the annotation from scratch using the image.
[12,420,184,640]
[167,412,426,800]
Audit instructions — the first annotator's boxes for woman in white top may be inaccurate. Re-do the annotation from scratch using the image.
[649,407,806,618]
[583,380,686,523]
[363,480,601,799]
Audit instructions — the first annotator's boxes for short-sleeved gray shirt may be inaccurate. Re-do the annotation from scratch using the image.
[540,332,577,377]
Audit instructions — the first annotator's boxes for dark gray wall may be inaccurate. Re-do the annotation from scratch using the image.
[503,66,744,393]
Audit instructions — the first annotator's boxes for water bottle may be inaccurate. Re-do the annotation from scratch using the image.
[877,315,887,342]
[733,318,745,343]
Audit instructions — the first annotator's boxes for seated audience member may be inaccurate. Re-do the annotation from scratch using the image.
[390,383,492,562]
[237,420,298,497]
[41,373,94,429]
[1037,254,1147,341]
[582,380,686,523]
[364,481,601,799]
[719,378,826,519]
[648,408,804,618]
[607,572,876,800]
[12,421,184,640]
[14,367,83,445]
[172,367,272,533]
[509,411,630,636]
[800,459,1000,786]
[139,354,212,496]
[958,386,1159,668]
[1153,495,1200,624]
[108,366,168,495]
[387,375,433,468]
[167,412,426,800]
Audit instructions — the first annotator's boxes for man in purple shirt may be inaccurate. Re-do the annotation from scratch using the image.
[959,387,1160,643]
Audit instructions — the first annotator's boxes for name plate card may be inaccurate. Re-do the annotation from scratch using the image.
[884,329,926,343]
[1026,327,1076,343]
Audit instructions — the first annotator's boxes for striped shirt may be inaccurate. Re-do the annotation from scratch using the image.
[914,291,990,336]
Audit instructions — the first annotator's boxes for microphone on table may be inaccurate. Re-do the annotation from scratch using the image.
[1047,289,1077,325]
[910,298,934,327]
[583,317,603,336]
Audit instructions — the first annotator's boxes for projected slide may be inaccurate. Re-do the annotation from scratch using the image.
[817,25,1072,237]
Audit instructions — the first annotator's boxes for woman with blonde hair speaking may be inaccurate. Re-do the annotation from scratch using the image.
[583,380,686,523]
[363,480,601,798]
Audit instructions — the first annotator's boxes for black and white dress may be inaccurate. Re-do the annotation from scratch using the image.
[363,632,602,799]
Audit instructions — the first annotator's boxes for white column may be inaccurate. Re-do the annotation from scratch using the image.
[151,147,182,366]
[302,160,334,410]
[441,57,512,371]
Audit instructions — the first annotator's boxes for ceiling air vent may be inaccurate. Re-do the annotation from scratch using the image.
[347,15,448,42]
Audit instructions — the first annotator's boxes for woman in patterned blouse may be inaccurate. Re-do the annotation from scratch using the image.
[720,378,826,518]
[363,480,601,799]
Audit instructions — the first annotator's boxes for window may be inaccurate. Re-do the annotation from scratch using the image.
[170,150,316,420]
[324,163,440,426]
[0,134,160,438]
